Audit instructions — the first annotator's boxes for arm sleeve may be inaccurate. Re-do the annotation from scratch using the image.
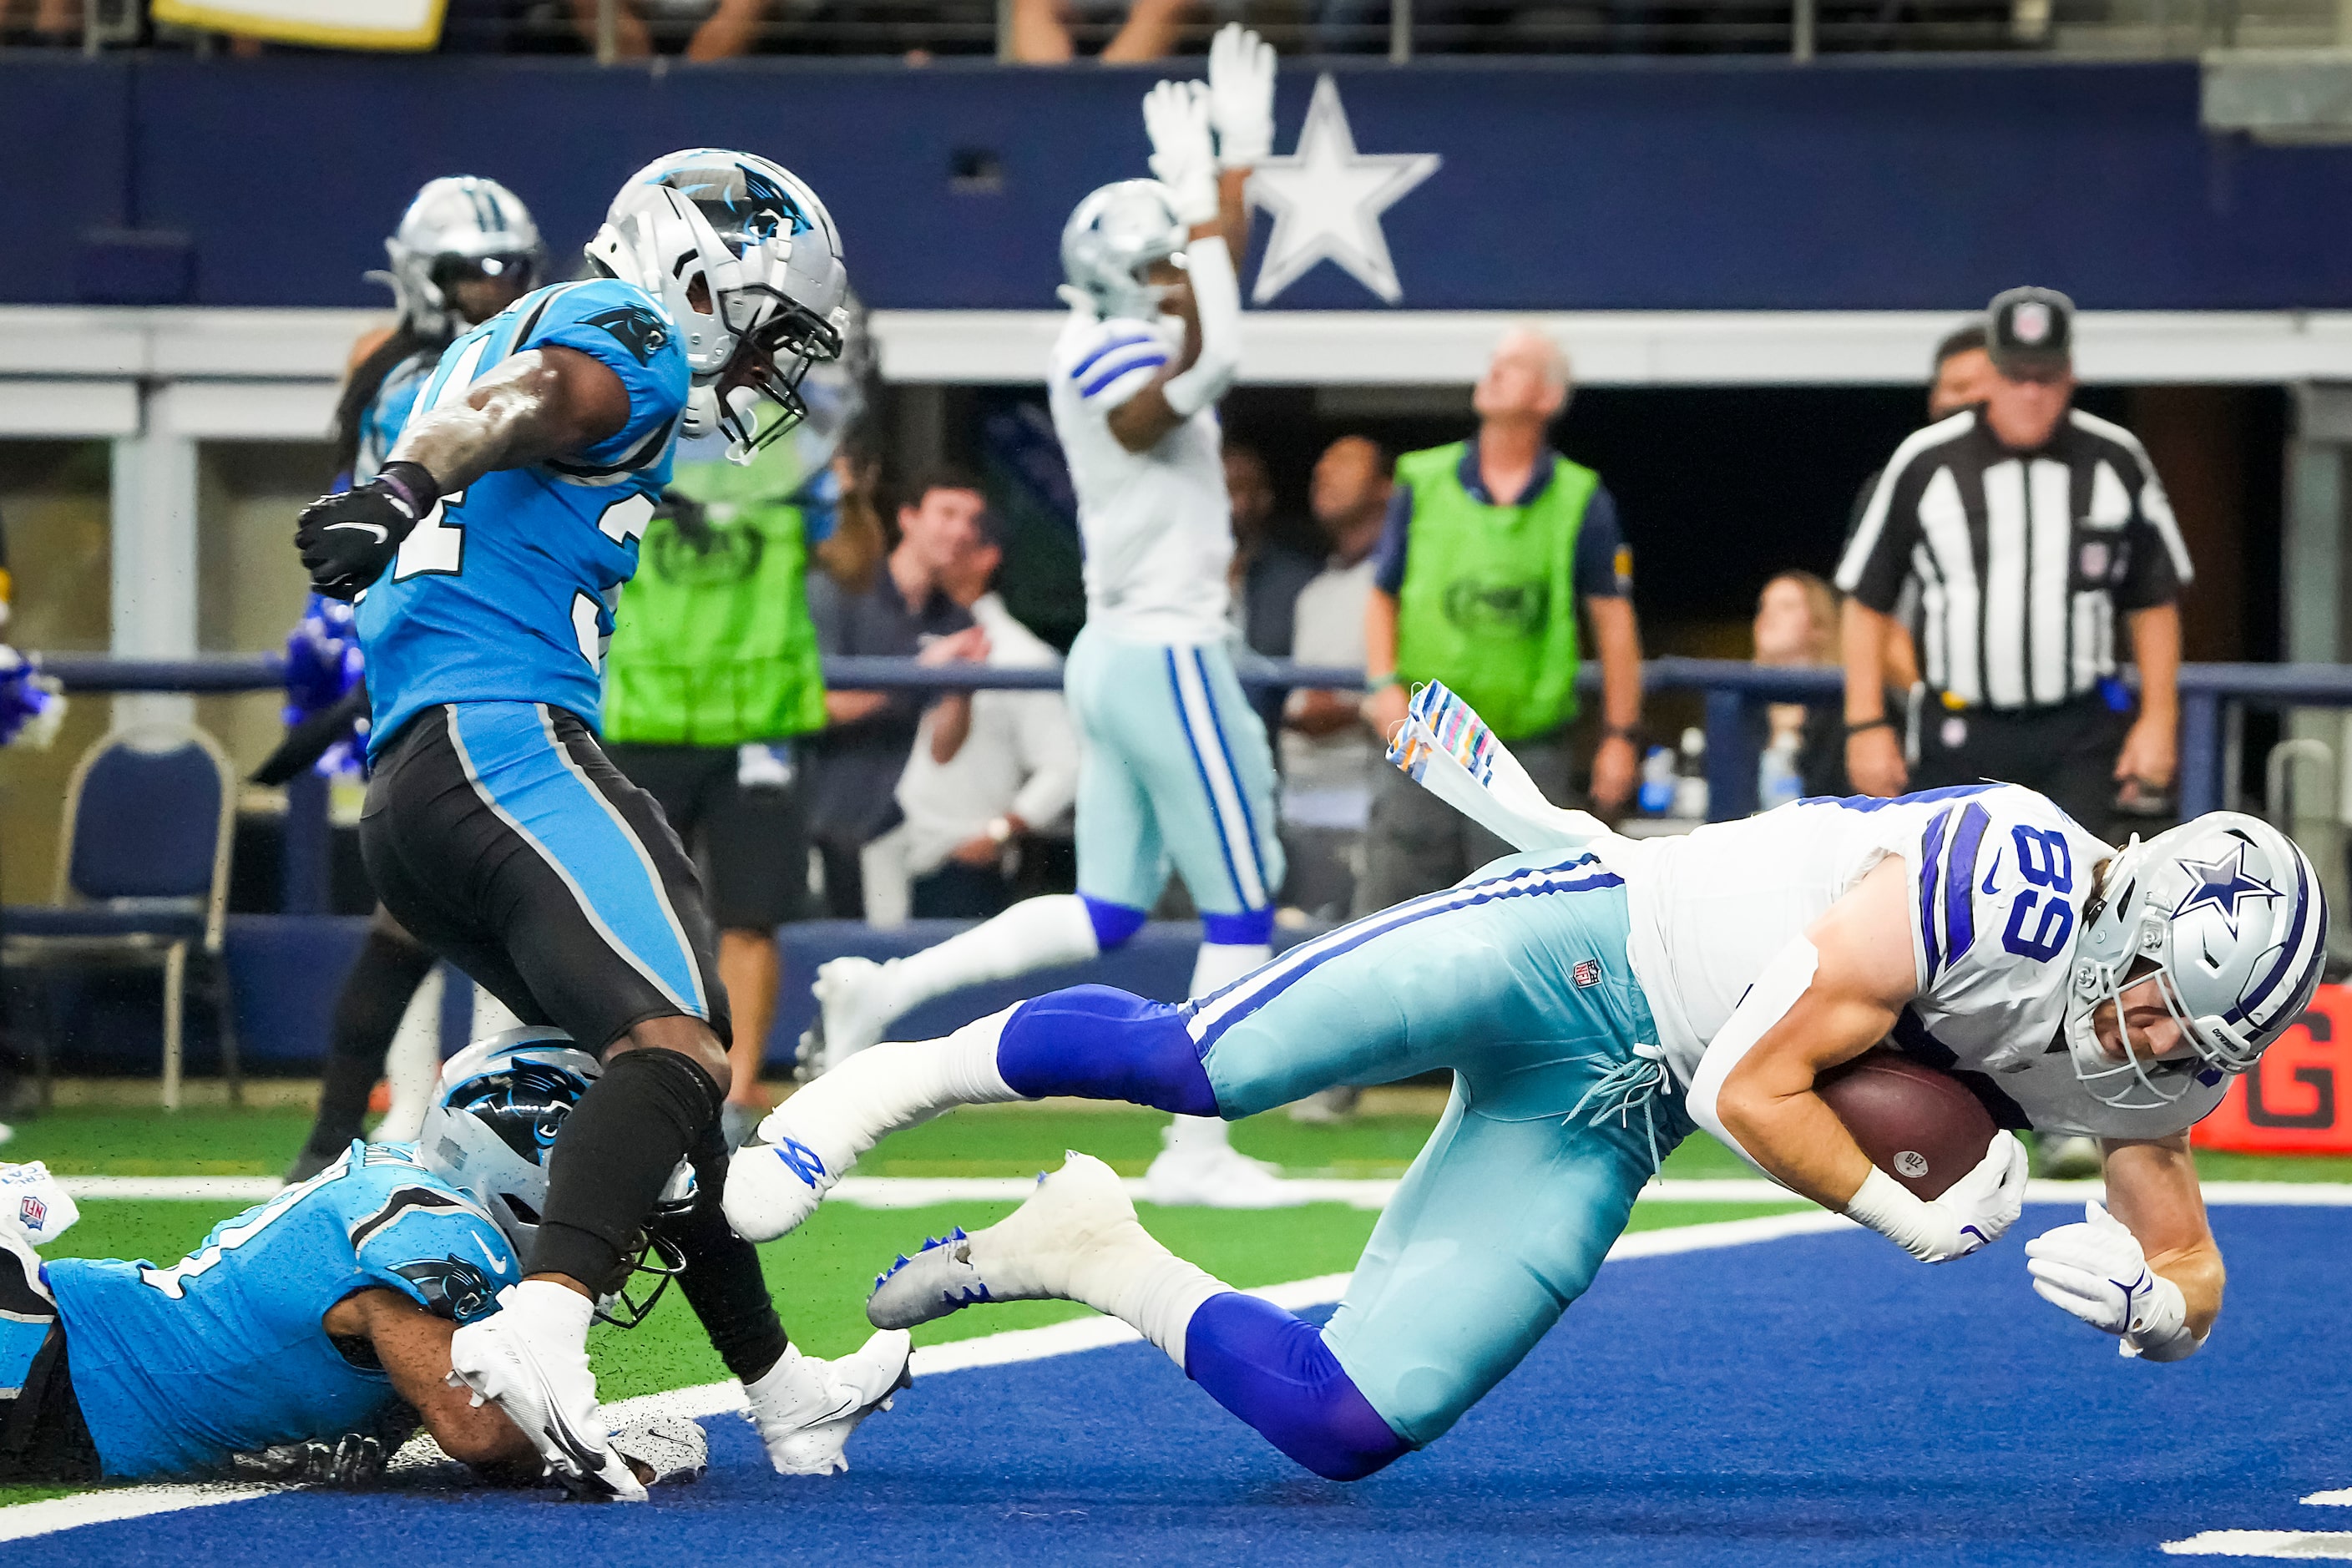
[1062,318,1172,414]
[1834,457,1923,614]
[522,282,692,470]
[1369,483,1415,596]
[2115,450,2191,610]
[350,1191,523,1327]
[1161,235,1241,419]
[1009,693,1082,827]
[1572,485,1631,600]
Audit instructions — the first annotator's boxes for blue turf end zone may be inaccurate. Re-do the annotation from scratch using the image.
[23,1204,2346,1566]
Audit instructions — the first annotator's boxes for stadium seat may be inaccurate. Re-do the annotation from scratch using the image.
[2,722,240,1110]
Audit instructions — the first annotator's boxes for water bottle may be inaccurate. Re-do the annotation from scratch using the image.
[1638,745,1677,816]
[1758,737,1803,812]
[1672,727,1709,821]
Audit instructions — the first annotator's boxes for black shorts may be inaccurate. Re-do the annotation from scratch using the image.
[604,743,812,933]
[0,1247,99,1485]
[361,703,731,1053]
[1912,694,2129,842]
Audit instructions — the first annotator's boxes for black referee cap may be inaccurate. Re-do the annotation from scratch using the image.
[1987,286,2074,381]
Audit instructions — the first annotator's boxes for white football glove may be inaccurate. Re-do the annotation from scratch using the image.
[1143,78,1220,227]
[1842,1130,2028,1264]
[1206,23,1276,169]
[2025,1200,2201,1362]
[0,1161,79,1247]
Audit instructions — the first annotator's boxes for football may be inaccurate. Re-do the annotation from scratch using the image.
[1815,1050,2000,1200]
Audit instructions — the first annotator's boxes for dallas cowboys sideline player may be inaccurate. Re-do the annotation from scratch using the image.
[291,149,886,1500]
[778,26,1293,1209]
[733,704,2324,1478]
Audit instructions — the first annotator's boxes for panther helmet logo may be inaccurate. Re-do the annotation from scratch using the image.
[584,305,671,367]
[392,1254,502,1323]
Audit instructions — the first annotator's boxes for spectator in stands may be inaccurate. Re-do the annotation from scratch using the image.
[1751,569,1843,803]
[1227,442,1320,738]
[1358,326,1644,915]
[1007,0,1197,60]
[862,513,1079,926]
[1279,435,1391,923]
[2,0,74,43]
[566,0,773,57]
[805,469,987,918]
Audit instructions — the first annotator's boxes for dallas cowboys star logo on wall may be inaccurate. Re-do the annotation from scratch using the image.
[2171,841,2281,934]
[1247,75,1441,306]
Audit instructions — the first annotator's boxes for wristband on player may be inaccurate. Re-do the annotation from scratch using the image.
[374,460,443,521]
[2120,1277,2203,1363]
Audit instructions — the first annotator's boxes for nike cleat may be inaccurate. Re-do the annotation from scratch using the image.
[868,1151,1139,1330]
[447,1285,645,1502]
[610,1416,710,1488]
[724,1114,856,1243]
[1142,1137,1303,1209]
[744,1330,913,1476]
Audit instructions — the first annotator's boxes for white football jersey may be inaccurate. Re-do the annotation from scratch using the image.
[1048,311,1233,645]
[1604,785,2230,1139]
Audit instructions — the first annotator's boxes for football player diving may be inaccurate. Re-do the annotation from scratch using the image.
[276,175,547,1185]
[290,149,902,1500]
[732,684,2324,1481]
[770,25,1298,1210]
[0,1034,733,1489]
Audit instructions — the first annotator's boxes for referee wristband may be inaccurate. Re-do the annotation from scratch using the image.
[1844,716,1895,737]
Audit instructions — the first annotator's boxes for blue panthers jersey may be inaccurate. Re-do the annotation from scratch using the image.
[356,277,691,756]
[46,1142,521,1479]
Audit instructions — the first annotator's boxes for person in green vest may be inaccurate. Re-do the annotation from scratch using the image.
[602,398,883,1147]
[1357,326,1646,916]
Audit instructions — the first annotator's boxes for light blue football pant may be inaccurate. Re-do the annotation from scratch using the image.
[1185,852,1694,1445]
[1063,627,1283,924]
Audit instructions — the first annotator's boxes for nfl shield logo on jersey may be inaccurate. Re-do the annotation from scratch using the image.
[18,1195,46,1233]
[1573,959,1603,989]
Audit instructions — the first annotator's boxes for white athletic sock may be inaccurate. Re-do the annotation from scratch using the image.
[512,1277,595,1351]
[1090,1245,1229,1372]
[878,894,1101,1024]
[376,966,446,1144]
[781,1005,1029,1171]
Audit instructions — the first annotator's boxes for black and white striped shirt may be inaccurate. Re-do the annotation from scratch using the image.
[1834,407,2191,711]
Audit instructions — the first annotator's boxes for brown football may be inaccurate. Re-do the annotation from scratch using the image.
[1815,1050,1999,1200]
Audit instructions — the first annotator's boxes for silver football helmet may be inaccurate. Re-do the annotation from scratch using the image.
[373,176,545,342]
[1060,180,1187,321]
[584,149,848,463]
[417,1027,695,1327]
[2064,812,2328,1110]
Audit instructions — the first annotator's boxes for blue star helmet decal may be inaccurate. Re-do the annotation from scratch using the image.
[646,154,812,252]
[2170,838,2282,936]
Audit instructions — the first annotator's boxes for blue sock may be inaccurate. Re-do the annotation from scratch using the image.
[1080,894,1149,951]
[997,986,1218,1115]
[1184,1292,1412,1481]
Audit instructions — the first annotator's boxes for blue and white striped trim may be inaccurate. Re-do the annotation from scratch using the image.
[2224,839,2326,1038]
[1183,856,1626,1050]
[1072,333,1168,400]
[1917,799,1992,987]
[1166,647,1272,913]
[445,704,710,1019]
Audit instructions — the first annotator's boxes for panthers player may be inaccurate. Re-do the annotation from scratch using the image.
[736,726,2322,1479]
[291,149,858,1500]
[786,26,1291,1208]
[284,175,547,1185]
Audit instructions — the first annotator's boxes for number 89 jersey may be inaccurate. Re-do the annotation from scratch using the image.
[356,277,690,759]
[1619,782,2228,1140]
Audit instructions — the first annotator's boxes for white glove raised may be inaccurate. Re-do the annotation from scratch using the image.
[2025,1200,2200,1362]
[1142,78,1220,227]
[1842,1130,2027,1264]
[1206,23,1276,169]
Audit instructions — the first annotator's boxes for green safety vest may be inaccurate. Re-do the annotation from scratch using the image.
[1392,441,1598,741]
[601,450,827,746]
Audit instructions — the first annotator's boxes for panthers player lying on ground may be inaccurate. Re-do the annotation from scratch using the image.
[734,707,2323,1479]
[0,1033,867,1487]
[291,150,885,1500]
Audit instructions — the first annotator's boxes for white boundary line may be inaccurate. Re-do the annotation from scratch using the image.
[0,1208,1859,1542]
[2164,1530,2352,1558]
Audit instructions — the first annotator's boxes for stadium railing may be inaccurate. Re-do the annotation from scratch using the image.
[36,652,2352,905]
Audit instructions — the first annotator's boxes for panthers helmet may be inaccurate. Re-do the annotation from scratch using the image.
[1061,180,1187,322]
[377,176,545,342]
[417,1028,694,1327]
[2063,812,2328,1110]
[585,149,848,463]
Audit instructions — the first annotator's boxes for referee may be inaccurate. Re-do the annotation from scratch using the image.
[1835,287,2193,837]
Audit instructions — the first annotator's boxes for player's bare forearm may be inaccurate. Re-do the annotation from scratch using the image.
[324,1289,537,1469]
[1215,168,1252,269]
[1716,860,1920,1208]
[1586,595,1643,732]
[388,347,630,496]
[2102,1134,2224,1337]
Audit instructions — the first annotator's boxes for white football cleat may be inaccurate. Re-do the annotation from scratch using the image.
[805,956,901,1075]
[446,1284,644,1502]
[743,1330,913,1475]
[869,1151,1140,1330]
[725,1104,861,1243]
[610,1415,709,1488]
[1141,1134,1303,1209]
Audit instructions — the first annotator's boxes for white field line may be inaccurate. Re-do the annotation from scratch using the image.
[2309,1490,2352,1505]
[0,1484,280,1544]
[2164,1530,2352,1557]
[62,1173,2352,1208]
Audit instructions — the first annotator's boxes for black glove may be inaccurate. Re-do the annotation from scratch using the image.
[225,1432,386,1488]
[295,462,438,602]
